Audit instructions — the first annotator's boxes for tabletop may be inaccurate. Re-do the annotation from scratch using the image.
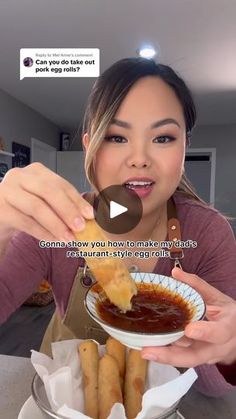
[0,354,236,419]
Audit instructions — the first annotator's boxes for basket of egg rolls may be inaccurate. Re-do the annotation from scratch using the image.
[78,337,148,419]
[31,338,198,419]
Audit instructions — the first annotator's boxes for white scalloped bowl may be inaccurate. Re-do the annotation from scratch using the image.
[85,272,206,350]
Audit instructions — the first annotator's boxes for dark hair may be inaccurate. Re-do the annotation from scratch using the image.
[83,57,196,141]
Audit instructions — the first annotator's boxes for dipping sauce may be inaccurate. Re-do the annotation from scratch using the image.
[96,283,195,333]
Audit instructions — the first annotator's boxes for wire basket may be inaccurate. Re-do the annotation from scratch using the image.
[31,373,186,419]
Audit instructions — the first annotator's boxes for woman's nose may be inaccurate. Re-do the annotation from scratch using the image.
[126,145,151,168]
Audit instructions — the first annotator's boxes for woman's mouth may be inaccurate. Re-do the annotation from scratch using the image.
[123,179,155,198]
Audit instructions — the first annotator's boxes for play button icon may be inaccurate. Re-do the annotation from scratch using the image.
[93,185,143,234]
[110,201,128,219]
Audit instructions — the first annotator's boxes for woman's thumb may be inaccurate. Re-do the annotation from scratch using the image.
[171,267,225,305]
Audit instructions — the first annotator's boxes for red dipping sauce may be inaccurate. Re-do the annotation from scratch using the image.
[96,283,195,333]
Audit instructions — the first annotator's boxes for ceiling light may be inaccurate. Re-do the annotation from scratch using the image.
[138,46,156,59]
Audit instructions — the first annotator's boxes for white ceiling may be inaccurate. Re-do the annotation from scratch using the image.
[0,0,235,132]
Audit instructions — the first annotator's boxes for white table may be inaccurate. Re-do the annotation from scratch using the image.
[0,354,235,419]
[0,355,35,419]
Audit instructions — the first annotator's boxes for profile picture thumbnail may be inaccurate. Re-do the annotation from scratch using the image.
[23,57,33,67]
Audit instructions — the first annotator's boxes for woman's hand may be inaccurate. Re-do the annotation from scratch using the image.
[0,163,94,242]
[142,268,236,367]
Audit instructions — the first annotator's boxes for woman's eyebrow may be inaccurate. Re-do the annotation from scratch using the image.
[151,118,181,129]
[111,118,181,129]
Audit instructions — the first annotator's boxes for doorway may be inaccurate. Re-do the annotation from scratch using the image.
[185,148,216,205]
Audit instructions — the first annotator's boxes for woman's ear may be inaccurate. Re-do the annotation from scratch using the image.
[82,133,90,150]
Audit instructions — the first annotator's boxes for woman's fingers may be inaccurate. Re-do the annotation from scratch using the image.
[171,336,193,347]
[185,316,233,345]
[171,267,232,306]
[142,302,236,367]
[65,182,94,219]
[18,165,94,230]
[3,205,58,242]
[5,190,75,241]
[141,270,236,368]
[141,341,218,368]
[1,163,94,240]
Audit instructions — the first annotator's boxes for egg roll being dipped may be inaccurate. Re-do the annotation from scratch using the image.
[74,219,137,312]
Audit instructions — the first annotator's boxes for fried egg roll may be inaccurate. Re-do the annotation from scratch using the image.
[74,219,137,312]
[106,336,126,389]
[98,354,123,419]
[78,340,99,419]
[124,349,148,419]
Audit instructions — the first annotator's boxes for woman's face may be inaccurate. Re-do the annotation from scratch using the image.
[93,76,186,214]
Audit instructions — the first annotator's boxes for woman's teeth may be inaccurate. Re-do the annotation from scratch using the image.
[125,181,153,189]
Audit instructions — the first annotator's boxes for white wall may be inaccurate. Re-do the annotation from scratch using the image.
[0,88,60,153]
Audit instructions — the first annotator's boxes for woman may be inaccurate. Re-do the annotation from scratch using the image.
[0,58,235,396]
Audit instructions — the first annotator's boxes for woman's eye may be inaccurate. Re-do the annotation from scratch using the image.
[153,136,176,144]
[104,135,127,143]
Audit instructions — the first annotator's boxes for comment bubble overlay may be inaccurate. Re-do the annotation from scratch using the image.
[20,48,99,80]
